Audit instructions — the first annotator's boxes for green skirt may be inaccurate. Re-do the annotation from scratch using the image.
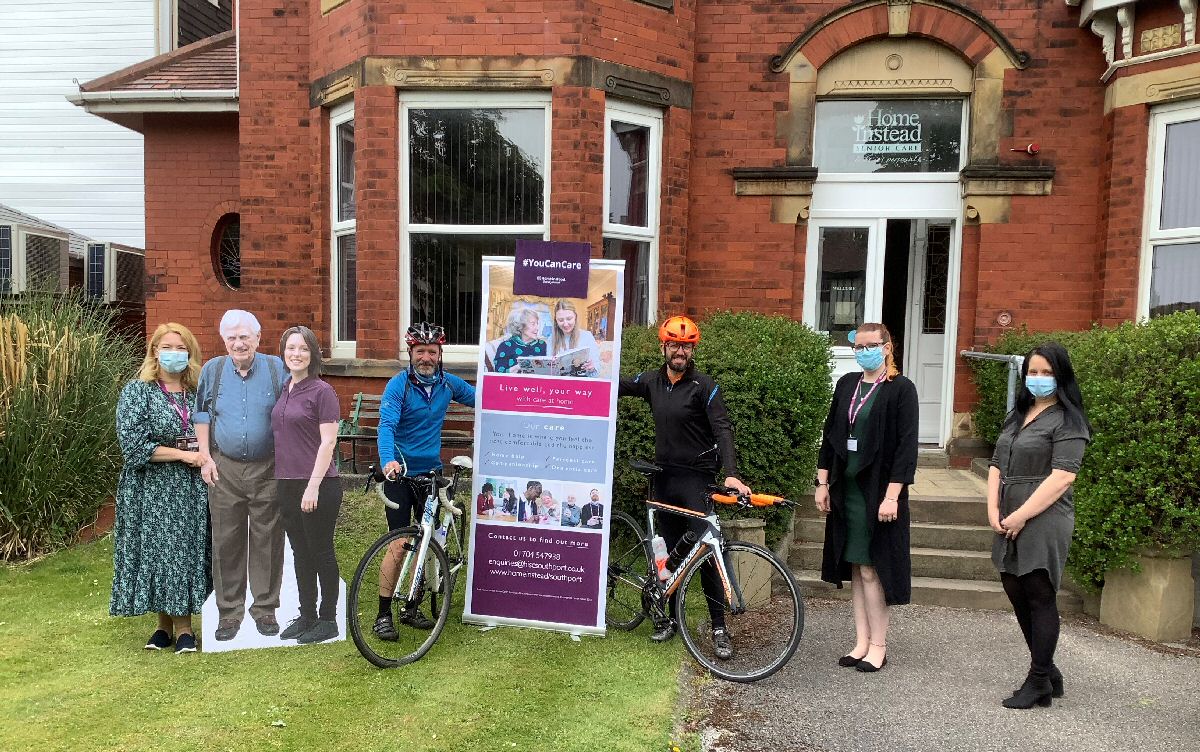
[843,473,872,565]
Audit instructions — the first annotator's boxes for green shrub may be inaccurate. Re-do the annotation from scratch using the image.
[968,312,1200,590]
[613,312,833,548]
[0,290,140,559]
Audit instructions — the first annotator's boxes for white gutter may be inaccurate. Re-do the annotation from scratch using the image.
[66,88,239,113]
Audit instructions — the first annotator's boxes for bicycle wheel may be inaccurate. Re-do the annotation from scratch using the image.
[604,511,652,630]
[675,540,804,682]
[348,526,454,668]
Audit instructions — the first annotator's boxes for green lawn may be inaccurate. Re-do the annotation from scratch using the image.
[0,492,689,752]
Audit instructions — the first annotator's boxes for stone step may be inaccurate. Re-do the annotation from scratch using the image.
[917,449,950,468]
[796,493,988,526]
[970,457,991,481]
[790,542,997,581]
[791,569,1085,613]
[793,516,994,552]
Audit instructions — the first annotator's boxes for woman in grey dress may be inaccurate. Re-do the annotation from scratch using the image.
[987,342,1090,709]
[112,323,210,654]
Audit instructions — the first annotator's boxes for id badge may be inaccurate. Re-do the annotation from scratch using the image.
[176,435,199,452]
[846,438,859,452]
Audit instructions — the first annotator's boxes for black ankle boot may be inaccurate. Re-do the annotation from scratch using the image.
[1012,664,1064,699]
[1002,673,1053,709]
[1048,664,1064,698]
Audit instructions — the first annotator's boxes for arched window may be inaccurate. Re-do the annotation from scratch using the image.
[211,213,240,289]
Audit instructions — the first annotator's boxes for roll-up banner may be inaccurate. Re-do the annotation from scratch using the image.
[463,241,624,635]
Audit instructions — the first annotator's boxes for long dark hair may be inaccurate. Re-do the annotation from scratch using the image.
[1004,341,1091,436]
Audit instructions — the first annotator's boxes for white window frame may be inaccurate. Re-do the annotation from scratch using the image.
[399,91,552,363]
[1139,100,1200,319]
[603,100,663,325]
[330,101,356,358]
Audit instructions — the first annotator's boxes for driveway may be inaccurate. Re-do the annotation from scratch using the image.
[683,598,1200,752]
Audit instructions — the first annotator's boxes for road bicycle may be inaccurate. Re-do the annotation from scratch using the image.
[348,456,472,668]
[605,460,804,682]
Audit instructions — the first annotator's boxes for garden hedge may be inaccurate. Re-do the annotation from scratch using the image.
[613,312,833,548]
[968,311,1200,590]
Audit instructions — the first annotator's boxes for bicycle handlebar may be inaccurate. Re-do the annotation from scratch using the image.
[709,489,795,509]
[364,465,464,516]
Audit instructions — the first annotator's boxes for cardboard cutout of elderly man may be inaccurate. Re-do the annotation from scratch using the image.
[194,310,287,642]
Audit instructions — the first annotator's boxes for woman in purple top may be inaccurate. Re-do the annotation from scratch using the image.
[271,325,342,645]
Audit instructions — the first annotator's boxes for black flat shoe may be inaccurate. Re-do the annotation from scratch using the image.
[856,655,887,672]
[839,654,865,667]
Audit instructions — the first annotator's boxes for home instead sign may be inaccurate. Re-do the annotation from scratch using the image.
[814,99,963,174]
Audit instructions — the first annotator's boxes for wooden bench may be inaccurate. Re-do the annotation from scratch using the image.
[337,392,475,474]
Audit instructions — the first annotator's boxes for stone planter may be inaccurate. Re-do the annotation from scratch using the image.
[721,517,771,608]
[1100,548,1196,642]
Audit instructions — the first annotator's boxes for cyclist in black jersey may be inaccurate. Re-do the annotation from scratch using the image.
[618,315,751,660]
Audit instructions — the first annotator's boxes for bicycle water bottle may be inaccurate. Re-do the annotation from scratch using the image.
[651,535,669,581]
[665,531,698,575]
[433,518,449,547]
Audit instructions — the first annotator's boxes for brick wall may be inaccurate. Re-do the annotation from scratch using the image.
[142,112,242,359]
[137,0,1170,424]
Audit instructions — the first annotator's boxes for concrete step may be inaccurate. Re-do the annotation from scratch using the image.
[796,493,988,526]
[790,542,997,581]
[794,516,995,552]
[970,457,991,481]
[792,569,1085,613]
[917,449,949,468]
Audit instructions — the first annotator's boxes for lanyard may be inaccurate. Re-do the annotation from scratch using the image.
[158,380,191,433]
[847,374,883,431]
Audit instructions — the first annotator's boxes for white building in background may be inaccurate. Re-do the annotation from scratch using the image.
[0,1,232,248]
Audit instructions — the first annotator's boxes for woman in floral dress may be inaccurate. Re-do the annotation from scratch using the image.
[111,323,209,653]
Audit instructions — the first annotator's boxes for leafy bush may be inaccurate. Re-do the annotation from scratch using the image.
[613,312,833,548]
[0,290,140,559]
[968,312,1200,589]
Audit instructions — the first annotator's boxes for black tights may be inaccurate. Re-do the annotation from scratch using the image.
[1000,569,1059,676]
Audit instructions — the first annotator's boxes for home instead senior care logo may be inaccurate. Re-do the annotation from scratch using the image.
[852,110,922,154]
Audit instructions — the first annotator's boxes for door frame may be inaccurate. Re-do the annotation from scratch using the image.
[805,188,963,446]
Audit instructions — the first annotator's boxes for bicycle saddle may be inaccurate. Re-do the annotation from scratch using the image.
[629,460,663,475]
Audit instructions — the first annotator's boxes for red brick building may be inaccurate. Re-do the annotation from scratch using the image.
[73,0,1200,457]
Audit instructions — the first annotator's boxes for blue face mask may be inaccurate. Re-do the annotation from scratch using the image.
[1026,375,1057,398]
[854,346,885,372]
[158,350,189,374]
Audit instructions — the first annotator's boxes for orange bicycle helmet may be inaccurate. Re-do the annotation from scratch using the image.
[658,315,701,344]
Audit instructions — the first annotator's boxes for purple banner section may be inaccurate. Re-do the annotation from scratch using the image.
[469,523,604,627]
[513,240,590,298]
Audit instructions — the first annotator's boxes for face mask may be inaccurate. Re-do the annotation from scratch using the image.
[1026,375,1057,398]
[854,346,885,372]
[158,350,189,374]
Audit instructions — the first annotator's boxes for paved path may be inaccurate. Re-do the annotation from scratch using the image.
[685,599,1200,752]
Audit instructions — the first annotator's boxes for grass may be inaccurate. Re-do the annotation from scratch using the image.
[0,491,687,752]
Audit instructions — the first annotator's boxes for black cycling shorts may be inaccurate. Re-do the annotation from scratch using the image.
[382,477,425,531]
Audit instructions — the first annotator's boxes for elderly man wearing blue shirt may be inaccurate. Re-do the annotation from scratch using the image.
[372,322,475,641]
[195,310,286,641]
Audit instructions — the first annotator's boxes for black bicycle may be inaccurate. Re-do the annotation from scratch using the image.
[605,460,804,682]
[347,456,472,668]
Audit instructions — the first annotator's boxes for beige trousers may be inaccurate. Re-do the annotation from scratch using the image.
[208,454,284,622]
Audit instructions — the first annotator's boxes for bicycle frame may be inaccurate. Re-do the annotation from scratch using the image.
[643,500,747,615]
[391,476,462,603]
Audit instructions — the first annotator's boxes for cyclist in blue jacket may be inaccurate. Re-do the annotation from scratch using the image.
[373,322,475,640]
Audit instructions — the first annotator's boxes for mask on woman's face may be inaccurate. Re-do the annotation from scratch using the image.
[158,350,189,374]
[1025,375,1057,398]
[854,346,885,372]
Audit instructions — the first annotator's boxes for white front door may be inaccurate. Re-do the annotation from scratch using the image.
[803,218,885,382]
[902,220,952,443]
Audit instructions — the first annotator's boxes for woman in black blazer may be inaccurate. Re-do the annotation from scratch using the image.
[815,323,919,672]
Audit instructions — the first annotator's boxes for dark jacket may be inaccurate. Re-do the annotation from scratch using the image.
[618,364,739,478]
[817,372,919,605]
